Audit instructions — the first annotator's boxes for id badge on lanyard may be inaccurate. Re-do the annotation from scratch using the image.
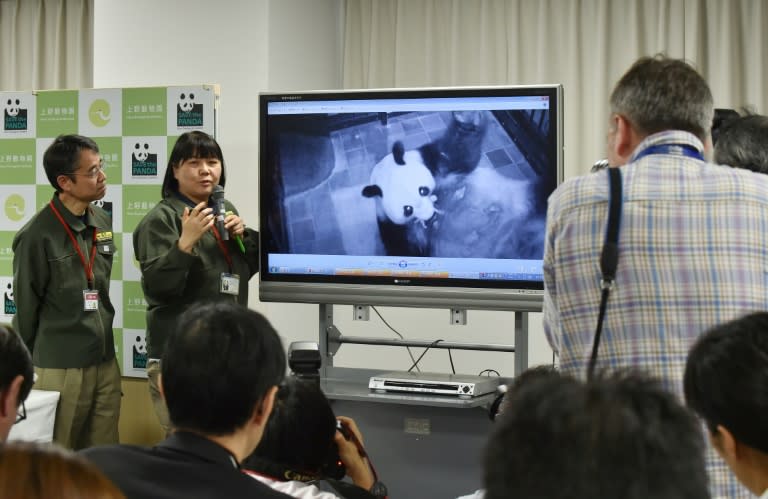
[83,290,100,311]
[220,273,240,295]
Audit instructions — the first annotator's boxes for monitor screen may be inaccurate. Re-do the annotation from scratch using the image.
[259,85,563,311]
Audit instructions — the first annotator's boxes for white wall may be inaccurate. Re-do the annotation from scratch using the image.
[94,0,553,376]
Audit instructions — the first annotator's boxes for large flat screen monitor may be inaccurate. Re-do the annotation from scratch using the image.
[259,85,563,311]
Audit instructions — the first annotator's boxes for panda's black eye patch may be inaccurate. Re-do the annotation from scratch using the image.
[403,206,413,217]
[419,186,430,196]
[180,93,186,99]
[190,93,195,99]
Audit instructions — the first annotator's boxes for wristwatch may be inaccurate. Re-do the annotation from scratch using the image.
[369,480,388,498]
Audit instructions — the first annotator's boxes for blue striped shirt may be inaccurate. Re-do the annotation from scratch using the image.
[543,130,768,499]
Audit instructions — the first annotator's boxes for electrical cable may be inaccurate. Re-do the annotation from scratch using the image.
[406,339,444,372]
[371,306,420,372]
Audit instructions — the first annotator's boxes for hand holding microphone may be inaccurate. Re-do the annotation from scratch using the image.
[211,185,229,240]
[211,185,247,252]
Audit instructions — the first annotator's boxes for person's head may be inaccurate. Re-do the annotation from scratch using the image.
[484,369,709,499]
[245,376,337,475]
[43,134,106,199]
[0,441,125,499]
[0,324,34,442]
[161,301,285,444]
[493,364,560,420]
[162,131,226,203]
[684,312,768,495]
[607,55,714,166]
[713,114,768,175]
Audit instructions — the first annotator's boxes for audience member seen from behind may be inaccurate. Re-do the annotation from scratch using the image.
[713,113,768,175]
[82,301,291,499]
[457,365,561,499]
[133,131,260,434]
[542,54,768,498]
[484,369,710,499]
[12,134,121,449]
[243,377,383,499]
[0,324,34,442]
[685,312,768,497]
[0,441,125,499]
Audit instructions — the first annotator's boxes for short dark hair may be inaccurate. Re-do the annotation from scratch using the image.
[684,312,768,454]
[43,134,100,192]
[484,369,709,499]
[713,114,768,175]
[0,324,34,406]
[161,301,286,435]
[610,55,714,142]
[245,377,337,472]
[161,131,227,198]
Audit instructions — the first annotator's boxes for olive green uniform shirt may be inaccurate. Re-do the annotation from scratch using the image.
[133,195,259,358]
[12,193,117,368]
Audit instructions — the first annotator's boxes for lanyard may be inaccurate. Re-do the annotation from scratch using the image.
[49,201,98,288]
[211,226,233,271]
[633,144,704,162]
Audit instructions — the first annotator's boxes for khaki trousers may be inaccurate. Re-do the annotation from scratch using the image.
[146,359,171,436]
[34,357,121,450]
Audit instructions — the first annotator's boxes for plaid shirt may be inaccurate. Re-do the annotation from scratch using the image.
[543,130,768,499]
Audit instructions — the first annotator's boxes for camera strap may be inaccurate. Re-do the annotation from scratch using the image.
[586,167,622,380]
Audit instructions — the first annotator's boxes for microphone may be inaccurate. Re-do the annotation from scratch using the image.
[211,185,229,240]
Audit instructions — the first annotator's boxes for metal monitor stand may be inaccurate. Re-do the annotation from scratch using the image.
[317,303,529,375]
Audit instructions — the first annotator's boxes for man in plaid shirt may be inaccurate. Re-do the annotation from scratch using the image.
[543,55,768,499]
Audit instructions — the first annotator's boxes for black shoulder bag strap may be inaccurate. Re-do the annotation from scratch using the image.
[586,167,623,380]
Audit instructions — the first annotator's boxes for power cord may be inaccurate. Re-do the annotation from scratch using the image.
[371,306,420,372]
[407,339,444,372]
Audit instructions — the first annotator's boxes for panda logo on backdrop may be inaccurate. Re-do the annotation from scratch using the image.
[91,199,114,218]
[3,283,15,315]
[176,92,203,128]
[132,335,147,370]
[3,98,28,132]
[131,142,158,177]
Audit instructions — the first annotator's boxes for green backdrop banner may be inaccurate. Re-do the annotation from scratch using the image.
[0,85,219,378]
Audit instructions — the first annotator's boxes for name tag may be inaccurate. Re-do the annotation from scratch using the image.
[83,290,99,311]
[220,273,240,296]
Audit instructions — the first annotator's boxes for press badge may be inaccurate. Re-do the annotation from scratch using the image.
[83,290,99,311]
[220,273,240,296]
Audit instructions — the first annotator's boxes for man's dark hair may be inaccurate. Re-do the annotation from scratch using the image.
[484,369,709,499]
[161,301,285,435]
[610,55,714,142]
[713,114,768,175]
[43,134,100,192]
[684,312,768,454]
[161,131,227,198]
[0,324,34,405]
[245,376,337,472]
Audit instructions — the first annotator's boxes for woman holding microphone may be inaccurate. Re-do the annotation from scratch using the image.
[133,131,259,433]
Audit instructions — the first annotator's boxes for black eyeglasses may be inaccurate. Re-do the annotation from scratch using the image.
[14,401,26,424]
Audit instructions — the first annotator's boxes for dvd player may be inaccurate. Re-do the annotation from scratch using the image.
[369,371,499,398]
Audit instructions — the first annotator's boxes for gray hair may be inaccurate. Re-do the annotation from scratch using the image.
[714,114,768,174]
[610,55,714,142]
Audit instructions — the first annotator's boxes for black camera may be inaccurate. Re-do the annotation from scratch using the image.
[322,419,352,480]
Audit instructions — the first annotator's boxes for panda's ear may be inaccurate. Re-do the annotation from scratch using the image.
[392,141,405,165]
[419,142,441,175]
[362,185,382,198]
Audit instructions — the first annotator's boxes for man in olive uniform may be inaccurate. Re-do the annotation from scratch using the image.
[12,134,121,449]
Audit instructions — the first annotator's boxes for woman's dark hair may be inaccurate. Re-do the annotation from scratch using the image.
[246,377,337,473]
[161,131,226,198]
